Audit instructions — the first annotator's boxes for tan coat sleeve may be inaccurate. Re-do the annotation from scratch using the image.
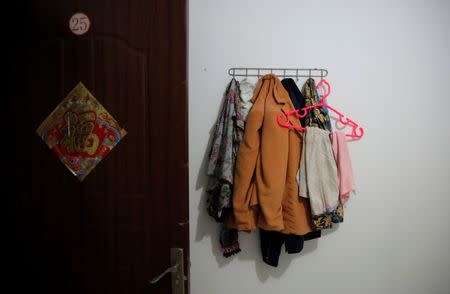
[254,81,290,231]
[231,80,266,230]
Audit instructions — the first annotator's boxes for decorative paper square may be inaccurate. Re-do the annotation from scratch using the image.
[36,82,127,181]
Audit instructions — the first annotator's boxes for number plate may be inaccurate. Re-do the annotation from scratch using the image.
[69,12,90,36]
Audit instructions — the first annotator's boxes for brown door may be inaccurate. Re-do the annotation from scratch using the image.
[11,1,188,293]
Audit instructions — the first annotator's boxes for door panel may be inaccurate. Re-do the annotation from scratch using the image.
[12,1,188,293]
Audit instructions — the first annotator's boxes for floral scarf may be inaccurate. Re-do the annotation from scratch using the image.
[206,78,249,257]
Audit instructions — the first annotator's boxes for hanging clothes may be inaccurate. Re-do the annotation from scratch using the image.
[219,223,241,257]
[206,78,249,257]
[252,78,322,268]
[331,131,356,203]
[281,78,306,111]
[282,78,333,232]
[206,78,241,219]
[301,78,332,131]
[299,78,344,229]
[260,229,321,267]
[229,74,313,236]
[238,79,255,121]
[207,70,358,265]
[298,127,339,216]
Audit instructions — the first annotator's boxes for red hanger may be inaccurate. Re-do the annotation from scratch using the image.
[277,79,364,139]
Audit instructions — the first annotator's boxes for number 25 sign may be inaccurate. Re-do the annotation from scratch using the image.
[69,12,90,36]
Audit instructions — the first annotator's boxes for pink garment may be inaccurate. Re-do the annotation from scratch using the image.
[331,132,355,203]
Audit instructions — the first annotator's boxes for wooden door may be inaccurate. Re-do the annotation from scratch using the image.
[11,1,188,293]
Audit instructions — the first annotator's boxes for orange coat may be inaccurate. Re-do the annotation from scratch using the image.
[229,74,313,235]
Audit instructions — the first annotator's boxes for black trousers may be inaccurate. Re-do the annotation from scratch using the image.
[260,229,321,267]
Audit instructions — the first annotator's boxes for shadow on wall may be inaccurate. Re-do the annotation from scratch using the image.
[193,81,327,282]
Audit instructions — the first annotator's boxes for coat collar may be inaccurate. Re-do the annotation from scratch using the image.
[253,74,304,136]
[273,75,304,135]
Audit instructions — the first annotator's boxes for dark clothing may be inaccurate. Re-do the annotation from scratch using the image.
[220,222,241,257]
[281,78,306,111]
[260,229,321,267]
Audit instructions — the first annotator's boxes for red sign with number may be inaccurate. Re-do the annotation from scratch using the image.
[69,12,90,35]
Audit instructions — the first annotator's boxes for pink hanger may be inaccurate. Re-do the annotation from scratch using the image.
[277,79,364,139]
[316,79,331,100]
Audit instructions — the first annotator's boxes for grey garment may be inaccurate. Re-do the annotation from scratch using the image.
[298,127,339,216]
[206,78,245,257]
[238,80,255,121]
[206,78,243,219]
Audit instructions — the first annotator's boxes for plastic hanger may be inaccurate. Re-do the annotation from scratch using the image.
[316,78,331,100]
[276,79,364,139]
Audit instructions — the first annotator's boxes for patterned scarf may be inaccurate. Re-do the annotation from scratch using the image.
[206,78,248,257]
[301,78,332,131]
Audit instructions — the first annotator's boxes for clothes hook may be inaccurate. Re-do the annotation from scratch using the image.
[233,69,236,78]
[296,69,299,81]
[257,69,260,79]
[283,69,286,79]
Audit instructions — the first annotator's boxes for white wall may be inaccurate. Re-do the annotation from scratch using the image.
[188,1,450,293]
